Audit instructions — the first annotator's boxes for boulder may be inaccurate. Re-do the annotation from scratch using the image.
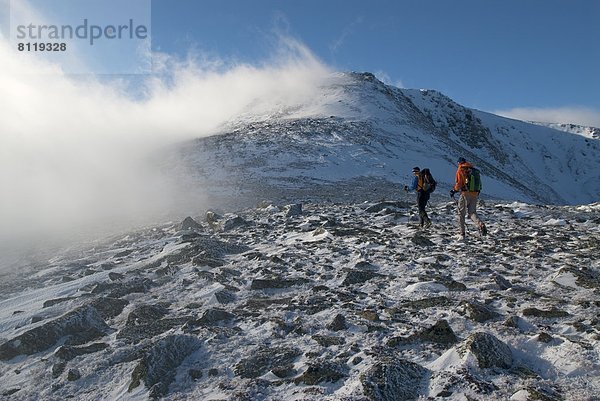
[285,203,303,217]
[294,361,347,385]
[460,301,501,322]
[250,277,309,290]
[196,308,236,326]
[128,335,202,398]
[360,358,429,401]
[0,305,109,361]
[388,320,458,346]
[342,269,381,286]
[462,332,513,369]
[411,234,435,247]
[522,307,570,318]
[235,346,302,379]
[54,342,109,361]
[180,216,203,231]
[328,314,348,331]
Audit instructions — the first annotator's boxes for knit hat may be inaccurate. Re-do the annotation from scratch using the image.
[412,167,420,173]
[457,157,466,164]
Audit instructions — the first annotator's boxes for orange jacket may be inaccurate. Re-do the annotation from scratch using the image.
[454,162,477,193]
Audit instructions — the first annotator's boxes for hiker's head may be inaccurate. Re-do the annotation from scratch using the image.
[457,157,466,164]
[412,167,420,175]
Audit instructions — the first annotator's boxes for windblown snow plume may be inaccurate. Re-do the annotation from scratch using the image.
[0,35,333,247]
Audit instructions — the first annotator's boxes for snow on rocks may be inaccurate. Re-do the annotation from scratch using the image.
[0,198,598,400]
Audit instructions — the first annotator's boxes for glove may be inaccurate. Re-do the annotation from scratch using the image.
[449,189,456,197]
[403,185,408,192]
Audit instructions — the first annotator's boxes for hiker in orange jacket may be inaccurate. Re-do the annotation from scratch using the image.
[449,157,487,239]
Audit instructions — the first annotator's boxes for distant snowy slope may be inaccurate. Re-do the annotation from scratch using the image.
[532,122,600,140]
[173,72,599,205]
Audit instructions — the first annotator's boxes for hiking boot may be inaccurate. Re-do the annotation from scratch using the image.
[479,223,487,236]
[424,218,432,228]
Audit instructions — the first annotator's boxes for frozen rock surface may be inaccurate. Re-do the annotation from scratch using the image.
[0,199,598,400]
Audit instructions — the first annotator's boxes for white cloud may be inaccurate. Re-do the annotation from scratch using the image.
[494,106,600,128]
[0,30,333,246]
[374,70,404,88]
[329,16,364,54]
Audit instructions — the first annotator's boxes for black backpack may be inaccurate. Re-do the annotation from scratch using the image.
[419,168,437,193]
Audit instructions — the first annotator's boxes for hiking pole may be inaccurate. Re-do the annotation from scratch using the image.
[451,190,467,237]
[404,186,410,225]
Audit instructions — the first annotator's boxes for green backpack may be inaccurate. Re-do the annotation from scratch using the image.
[464,167,482,192]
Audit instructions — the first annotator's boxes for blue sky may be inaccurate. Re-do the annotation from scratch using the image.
[150,0,600,123]
[1,0,598,125]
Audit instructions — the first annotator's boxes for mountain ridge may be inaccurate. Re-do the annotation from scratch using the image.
[172,72,599,207]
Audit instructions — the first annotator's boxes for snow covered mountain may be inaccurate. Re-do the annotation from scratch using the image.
[174,72,599,207]
[1,72,599,401]
[531,122,600,141]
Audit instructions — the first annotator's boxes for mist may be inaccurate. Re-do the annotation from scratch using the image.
[0,35,333,253]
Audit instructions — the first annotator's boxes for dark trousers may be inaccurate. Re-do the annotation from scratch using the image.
[417,191,430,226]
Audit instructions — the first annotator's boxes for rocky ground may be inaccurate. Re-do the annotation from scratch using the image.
[0,198,598,400]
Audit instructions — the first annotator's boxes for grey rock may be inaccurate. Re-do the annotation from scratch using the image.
[214,290,236,304]
[420,320,458,345]
[235,346,302,379]
[66,369,81,381]
[52,362,66,378]
[91,278,155,299]
[442,280,467,291]
[285,203,303,217]
[460,301,501,322]
[294,361,347,385]
[494,275,512,290]
[365,201,404,213]
[0,305,109,361]
[312,334,345,347]
[360,358,430,401]
[522,307,570,318]
[2,388,20,397]
[54,342,109,361]
[191,256,224,267]
[396,296,454,310]
[88,297,129,320]
[117,304,188,344]
[223,215,249,231]
[328,314,348,331]
[271,364,296,378]
[196,308,236,326]
[250,277,309,290]
[411,234,435,247]
[463,332,513,369]
[126,304,170,326]
[108,272,125,281]
[128,335,202,399]
[188,369,203,380]
[343,269,381,286]
[504,315,523,329]
[43,297,75,308]
[537,332,554,343]
[180,216,203,231]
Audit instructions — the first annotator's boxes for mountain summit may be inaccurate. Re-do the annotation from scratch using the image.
[175,72,599,206]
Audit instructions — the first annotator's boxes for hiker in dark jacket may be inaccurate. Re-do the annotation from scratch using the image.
[404,166,433,228]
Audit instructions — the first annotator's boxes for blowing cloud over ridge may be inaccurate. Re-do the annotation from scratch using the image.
[0,32,333,245]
